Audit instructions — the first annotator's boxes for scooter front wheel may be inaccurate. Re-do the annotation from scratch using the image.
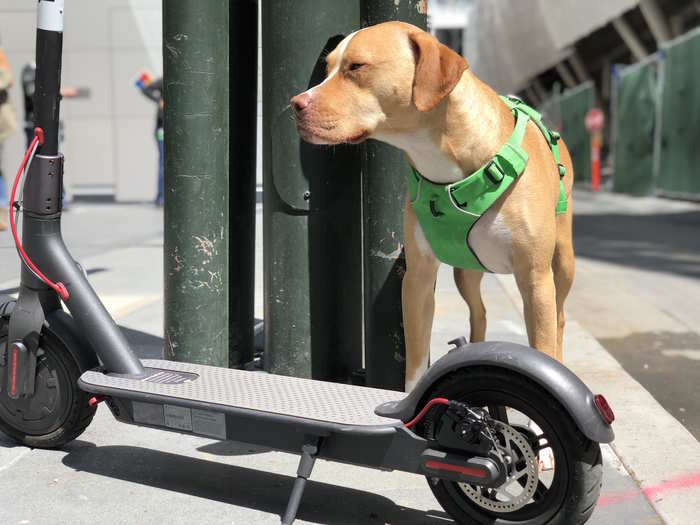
[0,317,96,448]
[422,367,602,525]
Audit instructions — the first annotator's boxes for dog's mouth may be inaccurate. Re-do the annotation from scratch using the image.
[296,124,369,146]
[346,130,369,144]
[296,124,328,145]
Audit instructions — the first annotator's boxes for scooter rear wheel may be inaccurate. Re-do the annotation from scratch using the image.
[0,317,96,448]
[422,367,602,525]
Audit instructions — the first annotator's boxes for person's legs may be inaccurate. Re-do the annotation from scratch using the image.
[155,135,163,205]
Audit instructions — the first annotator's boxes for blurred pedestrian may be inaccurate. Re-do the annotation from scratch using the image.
[21,61,79,148]
[21,62,35,149]
[0,41,18,232]
[136,72,164,206]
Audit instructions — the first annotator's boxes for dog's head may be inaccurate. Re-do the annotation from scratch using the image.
[291,21,468,145]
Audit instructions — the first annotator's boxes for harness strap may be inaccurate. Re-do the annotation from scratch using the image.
[449,101,530,207]
[413,95,568,221]
[504,96,569,214]
[504,96,565,174]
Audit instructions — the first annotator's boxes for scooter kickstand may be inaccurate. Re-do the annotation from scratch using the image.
[281,437,320,525]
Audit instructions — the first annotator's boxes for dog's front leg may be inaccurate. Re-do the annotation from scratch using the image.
[514,266,558,360]
[402,202,441,392]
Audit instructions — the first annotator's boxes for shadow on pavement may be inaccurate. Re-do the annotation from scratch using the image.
[0,432,23,449]
[573,211,700,279]
[61,443,452,524]
[120,326,163,359]
[598,330,700,440]
[196,440,272,456]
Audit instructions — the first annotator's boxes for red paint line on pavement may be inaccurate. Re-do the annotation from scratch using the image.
[643,472,700,499]
[597,472,700,507]
[597,489,640,506]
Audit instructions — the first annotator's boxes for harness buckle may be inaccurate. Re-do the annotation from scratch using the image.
[449,186,467,208]
[484,160,504,185]
[550,130,561,144]
[557,163,566,178]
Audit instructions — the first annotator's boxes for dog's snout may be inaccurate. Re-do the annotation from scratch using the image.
[291,92,311,114]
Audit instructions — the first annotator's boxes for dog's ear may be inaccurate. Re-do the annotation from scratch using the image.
[409,31,468,112]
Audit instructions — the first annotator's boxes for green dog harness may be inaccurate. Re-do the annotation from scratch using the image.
[408,95,568,272]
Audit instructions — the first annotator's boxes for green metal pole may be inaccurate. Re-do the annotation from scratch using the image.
[360,0,427,391]
[163,0,230,366]
[262,1,363,379]
[228,0,258,368]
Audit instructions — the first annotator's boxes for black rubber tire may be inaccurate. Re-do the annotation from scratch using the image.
[0,317,96,448]
[423,367,602,525]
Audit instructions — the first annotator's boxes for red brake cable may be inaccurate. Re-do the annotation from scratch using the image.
[9,127,69,301]
[404,397,449,428]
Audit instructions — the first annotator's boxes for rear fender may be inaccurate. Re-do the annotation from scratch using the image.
[375,341,614,444]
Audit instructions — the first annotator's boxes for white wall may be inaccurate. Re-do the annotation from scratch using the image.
[0,0,162,201]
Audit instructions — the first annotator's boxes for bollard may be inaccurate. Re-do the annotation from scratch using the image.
[360,0,427,391]
[262,1,363,379]
[163,1,230,366]
[229,0,258,368]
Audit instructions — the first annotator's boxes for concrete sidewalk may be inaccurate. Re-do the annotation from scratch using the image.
[0,204,689,524]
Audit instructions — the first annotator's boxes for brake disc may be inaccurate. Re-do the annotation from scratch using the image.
[458,421,539,512]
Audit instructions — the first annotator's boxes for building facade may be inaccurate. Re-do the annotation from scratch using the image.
[0,0,162,202]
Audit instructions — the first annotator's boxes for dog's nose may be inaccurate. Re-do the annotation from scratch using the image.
[290,92,311,114]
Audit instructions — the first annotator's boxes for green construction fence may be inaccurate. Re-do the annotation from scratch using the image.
[611,26,700,199]
[657,27,700,198]
[611,57,658,196]
[539,82,594,183]
[559,82,594,183]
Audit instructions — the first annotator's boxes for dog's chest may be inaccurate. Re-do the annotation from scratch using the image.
[412,206,513,274]
[467,208,513,274]
[376,130,464,183]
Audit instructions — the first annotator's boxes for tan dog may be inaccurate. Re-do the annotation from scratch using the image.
[291,22,574,392]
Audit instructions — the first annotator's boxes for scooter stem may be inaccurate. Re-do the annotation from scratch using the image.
[8,0,145,378]
[35,0,64,156]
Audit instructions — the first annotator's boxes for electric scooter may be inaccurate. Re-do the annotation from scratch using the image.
[0,2,614,524]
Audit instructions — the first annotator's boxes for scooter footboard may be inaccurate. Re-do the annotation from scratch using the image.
[79,359,434,474]
[375,340,614,444]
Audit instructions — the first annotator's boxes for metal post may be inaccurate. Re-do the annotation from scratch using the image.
[163,1,230,366]
[601,57,612,101]
[567,52,591,83]
[612,16,650,61]
[360,0,427,391]
[228,0,258,368]
[532,78,548,103]
[262,1,362,379]
[639,0,672,46]
[555,62,577,89]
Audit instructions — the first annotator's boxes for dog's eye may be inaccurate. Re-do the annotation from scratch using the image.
[348,63,366,72]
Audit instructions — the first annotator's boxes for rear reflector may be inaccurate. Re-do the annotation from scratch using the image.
[594,394,615,424]
[424,460,487,479]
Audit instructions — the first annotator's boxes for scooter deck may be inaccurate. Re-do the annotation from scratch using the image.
[79,359,406,429]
